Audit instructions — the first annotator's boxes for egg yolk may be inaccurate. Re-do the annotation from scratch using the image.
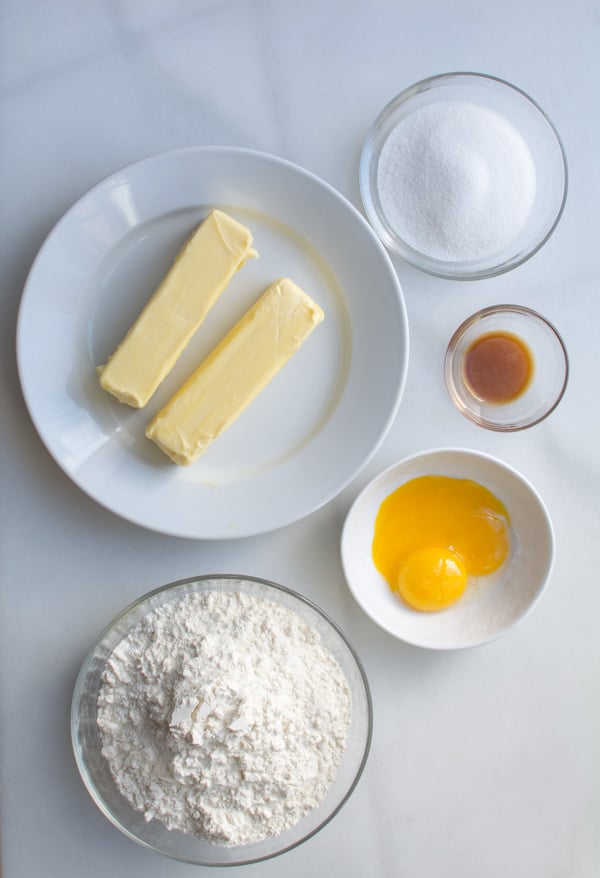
[372,475,510,612]
[395,547,467,612]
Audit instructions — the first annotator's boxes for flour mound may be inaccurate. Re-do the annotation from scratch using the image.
[97,591,351,846]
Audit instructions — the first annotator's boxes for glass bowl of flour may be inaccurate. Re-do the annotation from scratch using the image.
[71,574,372,866]
[360,72,567,280]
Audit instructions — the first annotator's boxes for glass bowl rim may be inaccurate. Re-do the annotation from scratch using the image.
[71,573,373,867]
[359,71,569,280]
[444,303,569,431]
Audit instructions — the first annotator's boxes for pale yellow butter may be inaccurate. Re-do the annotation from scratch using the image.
[98,209,257,408]
[145,278,325,465]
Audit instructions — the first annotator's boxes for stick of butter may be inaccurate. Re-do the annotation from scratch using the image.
[145,278,324,465]
[98,209,257,408]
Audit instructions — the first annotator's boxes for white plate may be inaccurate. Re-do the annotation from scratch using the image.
[341,448,554,649]
[17,147,409,539]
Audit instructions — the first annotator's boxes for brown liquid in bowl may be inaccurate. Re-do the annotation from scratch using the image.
[464,332,533,404]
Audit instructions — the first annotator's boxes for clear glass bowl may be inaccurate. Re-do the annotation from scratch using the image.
[360,72,568,280]
[445,305,568,430]
[71,575,372,866]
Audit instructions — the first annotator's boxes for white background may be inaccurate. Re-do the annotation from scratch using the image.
[1,1,599,876]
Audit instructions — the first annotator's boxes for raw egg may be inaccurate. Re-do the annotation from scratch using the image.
[372,475,510,612]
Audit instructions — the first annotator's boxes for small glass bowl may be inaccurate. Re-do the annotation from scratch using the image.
[445,305,568,431]
[71,574,372,867]
[360,72,568,280]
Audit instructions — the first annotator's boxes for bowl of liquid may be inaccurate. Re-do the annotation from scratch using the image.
[445,304,568,430]
[341,449,554,649]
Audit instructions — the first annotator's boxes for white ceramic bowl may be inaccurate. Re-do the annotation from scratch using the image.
[71,575,372,866]
[341,449,554,649]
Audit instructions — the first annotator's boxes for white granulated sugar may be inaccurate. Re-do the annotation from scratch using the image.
[97,591,351,846]
[377,101,537,262]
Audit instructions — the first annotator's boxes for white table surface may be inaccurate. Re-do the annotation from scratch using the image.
[2,1,599,876]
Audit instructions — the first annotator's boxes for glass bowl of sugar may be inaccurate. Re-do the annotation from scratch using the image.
[360,72,567,280]
[71,574,372,866]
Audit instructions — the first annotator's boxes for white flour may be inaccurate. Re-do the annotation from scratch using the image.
[97,590,351,845]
